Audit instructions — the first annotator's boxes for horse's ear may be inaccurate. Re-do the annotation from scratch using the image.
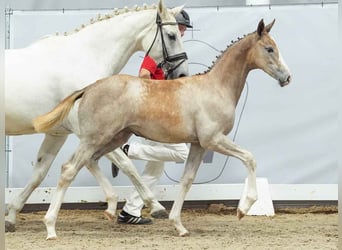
[157,0,167,18]
[170,5,185,17]
[257,19,265,36]
[265,19,276,33]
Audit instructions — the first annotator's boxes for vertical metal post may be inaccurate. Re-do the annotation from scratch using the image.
[5,8,12,188]
[1,3,7,248]
[5,8,11,48]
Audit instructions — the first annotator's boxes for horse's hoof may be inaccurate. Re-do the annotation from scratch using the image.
[103,210,115,221]
[46,236,57,240]
[179,231,190,237]
[237,208,245,220]
[151,209,168,219]
[5,221,15,232]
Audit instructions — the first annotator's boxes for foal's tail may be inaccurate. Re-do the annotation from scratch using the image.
[33,88,86,133]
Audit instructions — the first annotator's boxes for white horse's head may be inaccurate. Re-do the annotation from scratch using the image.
[141,0,189,79]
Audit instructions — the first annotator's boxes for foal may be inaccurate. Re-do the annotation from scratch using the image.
[34,19,291,238]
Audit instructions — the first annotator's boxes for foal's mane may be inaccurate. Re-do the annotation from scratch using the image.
[198,31,255,75]
[43,4,158,38]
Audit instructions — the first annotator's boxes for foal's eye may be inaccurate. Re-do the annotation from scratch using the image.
[168,33,176,41]
[265,47,274,53]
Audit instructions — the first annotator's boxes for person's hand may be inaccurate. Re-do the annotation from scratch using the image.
[139,68,152,79]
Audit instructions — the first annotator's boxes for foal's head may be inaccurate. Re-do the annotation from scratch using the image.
[248,19,291,87]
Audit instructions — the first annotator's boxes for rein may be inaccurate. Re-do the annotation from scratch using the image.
[145,13,188,79]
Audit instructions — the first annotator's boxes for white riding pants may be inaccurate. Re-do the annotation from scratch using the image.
[123,139,189,217]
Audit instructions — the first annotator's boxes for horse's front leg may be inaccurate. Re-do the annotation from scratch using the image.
[44,145,89,240]
[86,161,118,221]
[105,149,164,213]
[6,133,68,232]
[169,143,206,236]
[208,135,257,219]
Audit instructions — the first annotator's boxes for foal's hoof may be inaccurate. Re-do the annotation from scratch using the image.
[5,221,15,232]
[103,210,115,221]
[237,208,246,220]
[151,210,168,219]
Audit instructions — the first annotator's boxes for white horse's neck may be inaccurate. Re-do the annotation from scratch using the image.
[77,10,157,74]
[30,9,157,78]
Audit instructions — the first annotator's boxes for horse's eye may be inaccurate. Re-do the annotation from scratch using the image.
[265,47,274,53]
[168,33,176,41]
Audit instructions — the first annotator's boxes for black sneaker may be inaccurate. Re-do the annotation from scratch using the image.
[122,144,129,155]
[117,210,152,225]
[111,145,129,178]
[111,162,119,178]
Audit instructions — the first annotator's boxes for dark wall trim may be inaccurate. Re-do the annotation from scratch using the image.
[20,200,338,213]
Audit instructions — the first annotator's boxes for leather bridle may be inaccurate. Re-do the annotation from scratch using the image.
[145,13,188,79]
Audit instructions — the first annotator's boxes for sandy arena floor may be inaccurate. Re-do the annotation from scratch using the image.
[5,205,338,250]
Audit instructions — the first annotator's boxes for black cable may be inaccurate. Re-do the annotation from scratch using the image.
[184,39,222,53]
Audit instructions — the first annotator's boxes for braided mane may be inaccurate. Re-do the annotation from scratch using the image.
[53,4,157,37]
[198,32,254,75]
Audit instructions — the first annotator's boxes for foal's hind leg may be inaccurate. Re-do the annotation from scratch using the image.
[44,144,91,240]
[86,161,118,221]
[6,134,67,232]
[106,149,163,212]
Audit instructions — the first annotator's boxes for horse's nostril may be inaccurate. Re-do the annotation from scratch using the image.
[179,74,186,78]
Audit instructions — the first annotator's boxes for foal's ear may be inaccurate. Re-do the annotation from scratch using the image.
[265,19,276,33]
[257,19,265,36]
[257,19,276,36]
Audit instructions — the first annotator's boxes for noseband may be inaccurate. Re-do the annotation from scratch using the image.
[145,13,188,79]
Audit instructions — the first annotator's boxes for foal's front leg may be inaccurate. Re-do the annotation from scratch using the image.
[208,135,257,219]
[169,143,206,236]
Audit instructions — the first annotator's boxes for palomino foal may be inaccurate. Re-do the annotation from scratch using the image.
[34,19,291,238]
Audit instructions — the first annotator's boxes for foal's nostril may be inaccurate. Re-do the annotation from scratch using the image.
[179,74,186,78]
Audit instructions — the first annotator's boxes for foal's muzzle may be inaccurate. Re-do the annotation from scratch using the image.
[279,75,291,87]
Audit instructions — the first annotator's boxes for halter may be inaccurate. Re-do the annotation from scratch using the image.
[145,13,188,79]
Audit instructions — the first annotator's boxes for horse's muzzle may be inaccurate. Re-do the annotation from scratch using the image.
[279,75,291,87]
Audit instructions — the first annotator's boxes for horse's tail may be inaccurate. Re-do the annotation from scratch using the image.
[33,88,86,133]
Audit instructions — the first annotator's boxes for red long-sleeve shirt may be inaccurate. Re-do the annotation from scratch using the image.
[139,56,165,80]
